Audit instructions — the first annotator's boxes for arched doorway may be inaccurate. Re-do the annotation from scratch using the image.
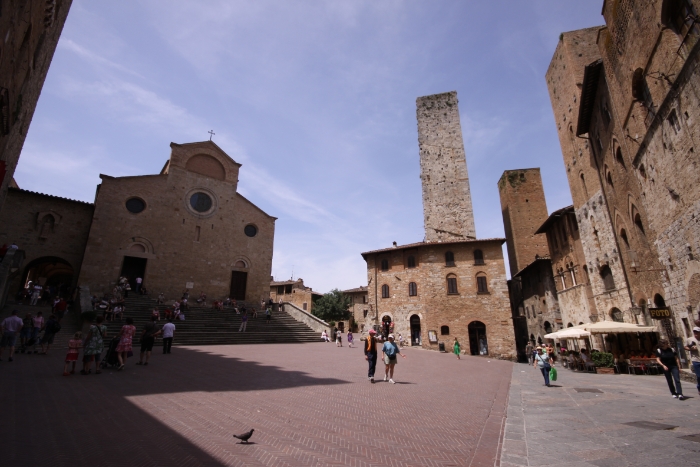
[468,321,488,355]
[409,314,421,346]
[654,294,666,308]
[544,321,553,334]
[610,308,624,322]
[381,315,392,339]
[21,256,74,299]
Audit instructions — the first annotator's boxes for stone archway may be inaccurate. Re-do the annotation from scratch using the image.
[468,321,488,356]
[21,256,74,299]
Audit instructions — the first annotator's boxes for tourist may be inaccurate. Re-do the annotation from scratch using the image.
[196,291,206,306]
[140,285,148,295]
[115,317,136,371]
[163,308,172,320]
[239,312,248,332]
[398,334,405,348]
[40,314,61,355]
[55,297,68,322]
[135,276,143,293]
[684,327,700,396]
[162,319,175,354]
[525,341,534,365]
[533,346,553,387]
[382,334,406,383]
[347,330,354,348]
[224,297,231,308]
[82,316,107,375]
[29,282,42,306]
[260,299,266,312]
[453,337,461,360]
[123,280,130,298]
[364,329,379,383]
[63,332,82,375]
[321,330,329,342]
[157,292,165,305]
[136,316,161,366]
[265,307,271,324]
[278,298,283,310]
[0,310,24,361]
[336,330,342,347]
[656,339,684,400]
[545,343,556,362]
[252,307,258,318]
[152,307,160,321]
[580,349,595,371]
[112,304,124,322]
[19,312,33,352]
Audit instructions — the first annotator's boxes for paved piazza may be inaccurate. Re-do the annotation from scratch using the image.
[4,339,700,467]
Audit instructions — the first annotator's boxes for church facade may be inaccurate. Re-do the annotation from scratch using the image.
[0,141,276,306]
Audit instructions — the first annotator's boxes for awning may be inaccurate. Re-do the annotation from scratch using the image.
[544,328,591,339]
[581,321,656,334]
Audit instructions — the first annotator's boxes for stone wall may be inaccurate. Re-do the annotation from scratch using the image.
[0,0,73,212]
[416,91,476,242]
[270,279,320,313]
[362,240,516,359]
[0,188,93,295]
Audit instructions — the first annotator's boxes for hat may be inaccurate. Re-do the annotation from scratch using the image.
[693,327,700,333]
[536,346,542,350]
[388,334,395,339]
[368,329,376,335]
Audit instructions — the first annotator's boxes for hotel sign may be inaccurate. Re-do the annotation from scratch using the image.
[649,307,671,319]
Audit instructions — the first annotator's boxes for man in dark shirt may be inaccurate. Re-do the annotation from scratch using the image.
[137,316,161,366]
[656,339,684,400]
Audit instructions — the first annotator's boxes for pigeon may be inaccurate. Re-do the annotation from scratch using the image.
[233,429,255,444]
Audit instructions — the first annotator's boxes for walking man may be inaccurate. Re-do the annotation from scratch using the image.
[239,312,248,332]
[0,310,24,361]
[684,327,700,396]
[656,339,684,399]
[265,307,271,324]
[364,329,378,383]
[162,319,175,354]
[525,341,534,365]
[136,316,161,366]
[135,276,143,293]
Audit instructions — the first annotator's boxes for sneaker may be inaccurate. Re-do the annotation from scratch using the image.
[383,376,388,382]
[678,395,685,400]
[673,395,678,398]
[370,377,374,383]
[389,379,395,384]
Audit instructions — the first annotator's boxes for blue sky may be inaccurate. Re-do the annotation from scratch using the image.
[16,1,604,293]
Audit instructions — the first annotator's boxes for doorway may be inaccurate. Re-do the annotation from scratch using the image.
[381,315,392,339]
[410,314,421,346]
[468,321,488,355]
[230,271,247,301]
[120,256,147,291]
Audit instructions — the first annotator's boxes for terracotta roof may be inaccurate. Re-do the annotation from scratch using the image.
[342,286,368,294]
[513,256,552,279]
[270,280,299,286]
[535,205,574,234]
[8,187,93,206]
[361,238,506,257]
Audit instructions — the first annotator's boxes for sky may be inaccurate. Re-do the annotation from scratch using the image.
[15,1,605,293]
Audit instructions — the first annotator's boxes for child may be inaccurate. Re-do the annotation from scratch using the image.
[64,332,82,376]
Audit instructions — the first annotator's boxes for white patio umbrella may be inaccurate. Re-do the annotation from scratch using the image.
[581,321,655,334]
[544,327,591,339]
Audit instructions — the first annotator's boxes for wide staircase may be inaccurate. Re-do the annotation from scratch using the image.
[101,295,321,346]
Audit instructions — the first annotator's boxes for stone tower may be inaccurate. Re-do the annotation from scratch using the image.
[417,91,476,242]
[498,169,550,277]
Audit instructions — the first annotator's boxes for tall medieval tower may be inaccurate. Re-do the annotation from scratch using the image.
[417,91,476,242]
[498,169,550,277]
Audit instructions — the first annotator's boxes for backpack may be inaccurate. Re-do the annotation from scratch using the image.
[49,320,61,333]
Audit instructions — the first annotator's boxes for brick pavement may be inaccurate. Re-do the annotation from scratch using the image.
[500,362,700,467]
[1,340,513,466]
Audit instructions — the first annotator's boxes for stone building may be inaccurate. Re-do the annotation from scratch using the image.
[342,285,368,332]
[0,186,94,298]
[545,1,700,348]
[360,92,516,359]
[0,140,276,307]
[0,0,73,212]
[269,278,322,313]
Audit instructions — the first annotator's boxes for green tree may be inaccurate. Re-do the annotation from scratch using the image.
[312,289,351,322]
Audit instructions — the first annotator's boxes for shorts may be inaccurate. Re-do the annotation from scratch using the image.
[83,353,102,363]
[0,332,17,348]
[141,337,155,352]
[383,354,398,365]
[20,327,32,338]
[65,353,78,362]
[42,332,56,345]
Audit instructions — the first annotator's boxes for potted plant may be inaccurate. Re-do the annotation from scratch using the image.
[591,351,616,374]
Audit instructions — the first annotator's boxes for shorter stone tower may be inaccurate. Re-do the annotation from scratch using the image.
[417,91,476,242]
[498,169,550,277]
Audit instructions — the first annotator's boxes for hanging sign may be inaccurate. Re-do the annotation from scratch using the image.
[649,307,671,319]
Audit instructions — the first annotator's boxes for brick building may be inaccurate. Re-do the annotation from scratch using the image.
[269,278,322,313]
[360,92,516,359]
[0,140,276,307]
[0,0,73,212]
[342,286,368,332]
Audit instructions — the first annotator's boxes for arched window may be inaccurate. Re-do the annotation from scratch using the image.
[408,282,417,296]
[620,228,629,248]
[606,169,614,188]
[473,249,484,265]
[544,321,553,334]
[476,273,488,294]
[611,308,624,322]
[600,265,615,291]
[567,322,574,328]
[580,173,588,197]
[381,284,389,298]
[380,259,389,271]
[615,147,626,169]
[446,274,458,294]
[440,325,449,335]
[445,251,455,266]
[634,212,645,235]
[407,255,416,268]
[654,293,666,308]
